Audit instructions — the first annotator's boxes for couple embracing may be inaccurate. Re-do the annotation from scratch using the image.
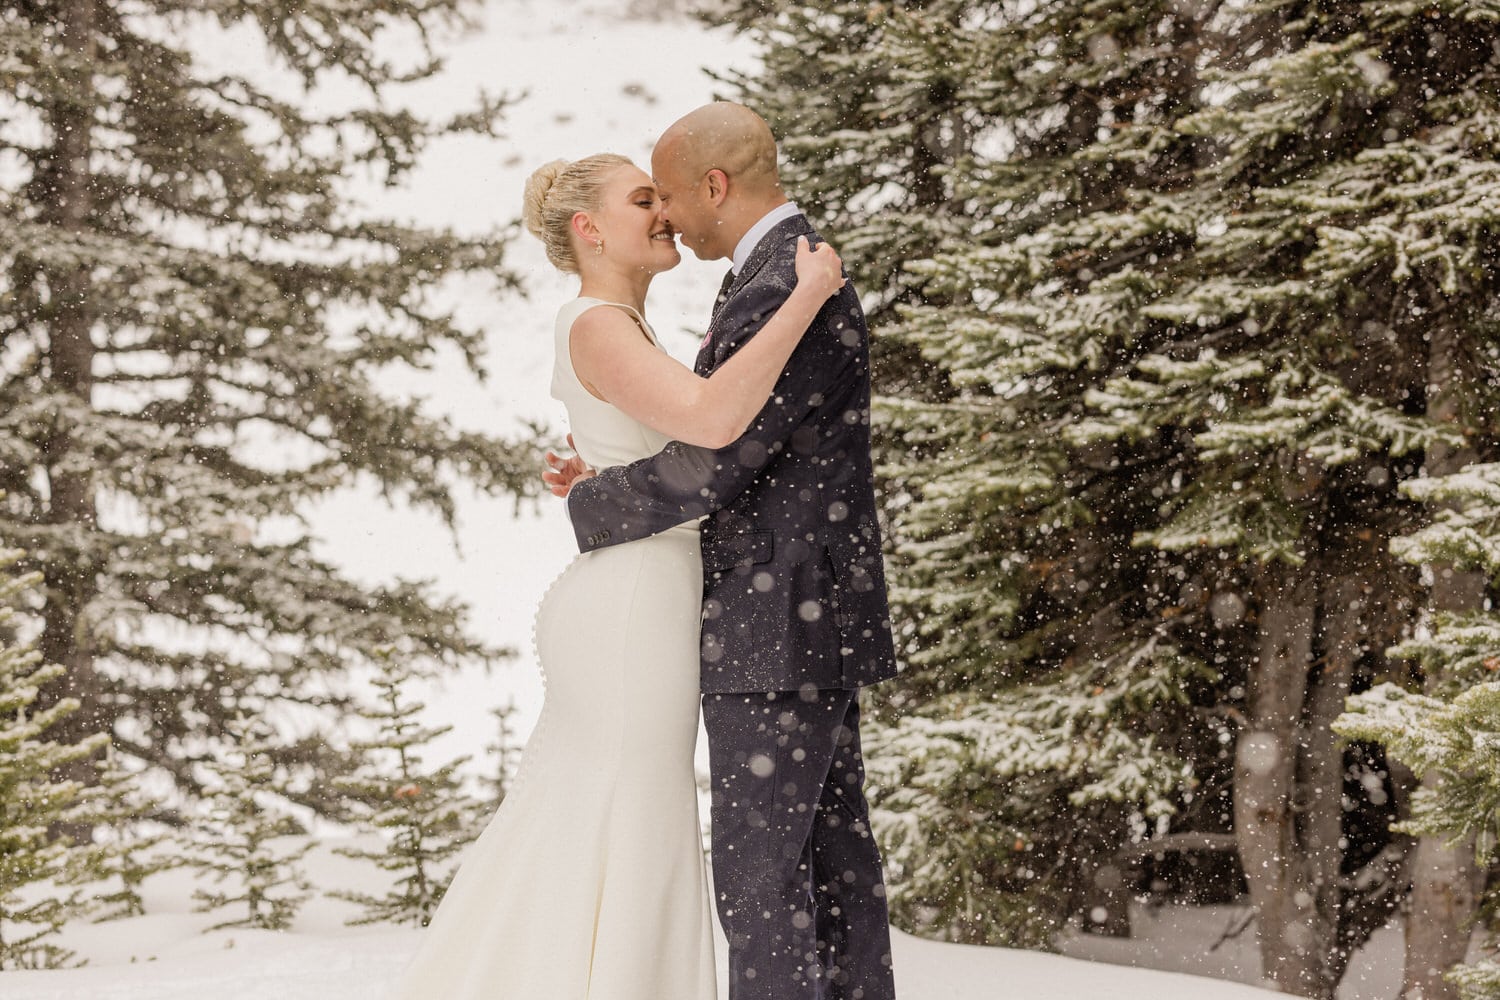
[388,102,898,1000]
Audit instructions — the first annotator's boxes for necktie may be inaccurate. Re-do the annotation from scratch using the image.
[712,268,735,320]
[704,268,736,352]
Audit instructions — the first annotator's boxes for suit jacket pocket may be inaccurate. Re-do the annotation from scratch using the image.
[701,529,774,573]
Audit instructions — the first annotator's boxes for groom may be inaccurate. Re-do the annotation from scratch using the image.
[547,102,898,1000]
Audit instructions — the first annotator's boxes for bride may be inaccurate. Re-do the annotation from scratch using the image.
[384,153,845,999]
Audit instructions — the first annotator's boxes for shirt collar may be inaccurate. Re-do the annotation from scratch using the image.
[730,202,802,275]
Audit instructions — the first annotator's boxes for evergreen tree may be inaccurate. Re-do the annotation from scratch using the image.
[866,644,1217,946]
[0,0,533,820]
[1336,463,1500,1000]
[74,744,172,922]
[482,698,521,814]
[0,541,109,968]
[708,0,970,391]
[334,647,475,927]
[718,2,1500,996]
[716,0,1241,950]
[1339,676,1500,1000]
[1018,5,1500,995]
[189,714,314,932]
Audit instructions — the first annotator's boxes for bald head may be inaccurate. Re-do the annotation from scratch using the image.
[657,102,782,198]
[651,102,790,261]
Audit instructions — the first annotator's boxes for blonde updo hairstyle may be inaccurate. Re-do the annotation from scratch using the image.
[523,154,633,274]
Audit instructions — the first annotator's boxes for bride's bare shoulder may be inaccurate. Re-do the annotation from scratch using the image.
[570,302,652,346]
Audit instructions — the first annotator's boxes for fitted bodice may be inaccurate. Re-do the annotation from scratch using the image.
[551,297,700,536]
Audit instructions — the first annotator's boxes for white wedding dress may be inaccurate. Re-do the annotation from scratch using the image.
[386,297,716,999]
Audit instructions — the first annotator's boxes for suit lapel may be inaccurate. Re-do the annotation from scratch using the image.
[697,214,815,375]
[726,214,812,303]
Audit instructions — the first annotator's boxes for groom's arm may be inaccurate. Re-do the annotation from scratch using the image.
[565,278,864,553]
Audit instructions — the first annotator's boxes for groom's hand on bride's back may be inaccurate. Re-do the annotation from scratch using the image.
[542,433,596,498]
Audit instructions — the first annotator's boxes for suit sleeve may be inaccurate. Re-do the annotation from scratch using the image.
[565,277,864,552]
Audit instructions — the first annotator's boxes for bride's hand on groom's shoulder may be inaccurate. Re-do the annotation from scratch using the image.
[793,235,846,302]
[542,433,596,498]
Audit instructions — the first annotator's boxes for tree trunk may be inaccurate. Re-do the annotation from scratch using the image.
[39,0,102,840]
[1402,319,1484,1000]
[1236,561,1337,999]
[1073,576,1133,937]
[1402,832,1479,1000]
[1306,573,1363,987]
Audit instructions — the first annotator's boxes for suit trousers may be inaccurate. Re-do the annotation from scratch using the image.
[702,687,897,1000]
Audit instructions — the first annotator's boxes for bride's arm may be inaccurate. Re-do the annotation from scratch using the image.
[569,237,845,450]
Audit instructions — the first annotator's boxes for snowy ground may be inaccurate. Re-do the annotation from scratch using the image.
[1,927,1289,1000]
[5,832,1450,1000]
[2,838,1298,1000]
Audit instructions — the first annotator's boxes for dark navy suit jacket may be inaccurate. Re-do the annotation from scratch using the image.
[566,214,898,694]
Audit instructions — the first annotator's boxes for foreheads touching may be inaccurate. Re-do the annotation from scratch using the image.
[519,105,785,274]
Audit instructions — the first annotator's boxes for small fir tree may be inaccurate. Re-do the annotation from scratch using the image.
[74,745,172,922]
[867,643,1217,946]
[0,542,108,968]
[334,648,476,927]
[190,715,314,932]
[481,699,521,815]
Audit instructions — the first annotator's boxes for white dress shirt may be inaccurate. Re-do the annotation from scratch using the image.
[731,202,803,275]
